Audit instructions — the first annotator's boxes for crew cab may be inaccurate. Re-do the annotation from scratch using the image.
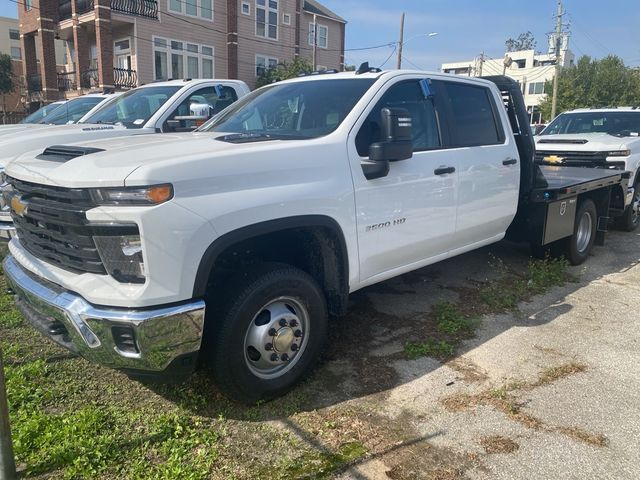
[536,107,640,230]
[2,70,627,402]
[0,79,249,238]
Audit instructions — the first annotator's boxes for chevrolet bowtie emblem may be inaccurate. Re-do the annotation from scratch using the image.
[543,155,565,164]
[10,195,28,217]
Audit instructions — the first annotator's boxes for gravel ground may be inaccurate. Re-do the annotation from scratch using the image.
[333,230,640,480]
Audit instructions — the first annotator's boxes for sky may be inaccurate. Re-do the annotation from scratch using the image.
[1,0,639,71]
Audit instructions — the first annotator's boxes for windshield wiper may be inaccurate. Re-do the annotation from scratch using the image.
[608,130,638,138]
[215,132,310,143]
[93,120,116,125]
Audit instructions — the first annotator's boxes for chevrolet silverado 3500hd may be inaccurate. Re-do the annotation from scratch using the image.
[2,70,628,402]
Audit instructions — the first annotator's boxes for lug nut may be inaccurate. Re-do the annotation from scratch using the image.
[289,319,298,327]
[265,343,273,351]
[270,353,279,362]
[279,318,288,327]
[291,344,298,352]
[281,353,289,361]
[294,330,302,338]
[268,328,277,336]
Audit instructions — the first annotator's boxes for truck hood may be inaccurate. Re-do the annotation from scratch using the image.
[6,131,303,188]
[0,122,134,168]
[0,123,51,139]
[535,133,638,151]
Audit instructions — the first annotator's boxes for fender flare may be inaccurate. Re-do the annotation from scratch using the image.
[192,215,350,299]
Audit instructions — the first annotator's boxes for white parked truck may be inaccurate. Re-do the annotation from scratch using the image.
[0,79,249,238]
[536,108,640,231]
[2,71,628,402]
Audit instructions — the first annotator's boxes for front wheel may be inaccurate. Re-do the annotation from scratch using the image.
[559,198,597,265]
[206,263,328,403]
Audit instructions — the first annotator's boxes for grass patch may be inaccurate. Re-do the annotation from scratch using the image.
[479,257,574,312]
[479,435,519,454]
[404,301,479,360]
[281,441,368,479]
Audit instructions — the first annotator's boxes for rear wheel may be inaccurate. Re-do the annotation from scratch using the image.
[206,263,328,403]
[558,198,597,265]
[617,180,640,232]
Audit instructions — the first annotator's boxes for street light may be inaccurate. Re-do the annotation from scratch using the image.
[397,31,439,69]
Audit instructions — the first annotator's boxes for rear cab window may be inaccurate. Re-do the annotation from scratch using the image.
[436,81,505,147]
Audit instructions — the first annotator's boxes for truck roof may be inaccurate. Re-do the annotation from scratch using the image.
[565,107,640,113]
[274,69,498,88]
[137,78,249,89]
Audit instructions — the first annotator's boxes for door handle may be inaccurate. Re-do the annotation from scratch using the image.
[434,166,455,175]
[502,158,518,166]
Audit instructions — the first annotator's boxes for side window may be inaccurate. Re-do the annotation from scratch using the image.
[166,86,239,131]
[355,80,440,157]
[440,82,504,147]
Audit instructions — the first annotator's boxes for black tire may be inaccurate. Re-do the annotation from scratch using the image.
[558,198,597,265]
[206,262,328,403]
[617,181,640,232]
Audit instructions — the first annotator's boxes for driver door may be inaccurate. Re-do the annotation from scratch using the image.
[347,78,458,283]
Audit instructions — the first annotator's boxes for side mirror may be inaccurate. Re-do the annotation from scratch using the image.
[168,103,213,132]
[362,108,413,180]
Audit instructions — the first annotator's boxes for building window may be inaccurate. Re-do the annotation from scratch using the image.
[256,55,277,77]
[282,13,290,25]
[309,23,328,48]
[154,36,214,80]
[528,82,546,95]
[168,0,213,21]
[10,47,21,60]
[256,0,277,40]
[241,2,250,14]
[515,59,526,69]
[24,0,32,10]
[9,29,20,41]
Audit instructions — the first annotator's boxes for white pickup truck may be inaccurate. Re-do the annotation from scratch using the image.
[536,108,640,230]
[0,79,249,239]
[2,71,627,402]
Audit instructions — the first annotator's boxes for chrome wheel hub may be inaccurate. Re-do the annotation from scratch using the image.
[576,211,592,253]
[243,297,308,379]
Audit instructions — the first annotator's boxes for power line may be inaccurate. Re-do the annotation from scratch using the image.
[378,45,397,69]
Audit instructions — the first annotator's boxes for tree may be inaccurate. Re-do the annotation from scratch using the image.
[538,55,640,120]
[256,58,314,88]
[0,53,15,96]
[505,31,537,52]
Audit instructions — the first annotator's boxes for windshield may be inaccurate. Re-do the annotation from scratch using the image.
[542,111,640,136]
[40,96,105,125]
[82,86,181,128]
[202,78,376,139]
[21,103,64,124]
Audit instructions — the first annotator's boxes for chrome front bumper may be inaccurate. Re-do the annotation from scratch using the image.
[0,220,15,240]
[3,255,206,376]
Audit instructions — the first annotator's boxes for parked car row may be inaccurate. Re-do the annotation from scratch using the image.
[0,78,250,238]
[0,70,636,403]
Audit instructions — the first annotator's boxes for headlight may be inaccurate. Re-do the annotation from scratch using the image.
[94,234,145,283]
[89,184,173,205]
[0,181,12,218]
[607,150,631,157]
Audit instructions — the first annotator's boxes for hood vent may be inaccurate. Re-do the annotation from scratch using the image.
[36,145,105,162]
[537,139,588,145]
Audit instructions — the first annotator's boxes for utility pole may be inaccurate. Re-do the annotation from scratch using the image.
[311,14,318,70]
[0,348,17,480]
[396,12,405,69]
[551,0,564,119]
[478,51,485,77]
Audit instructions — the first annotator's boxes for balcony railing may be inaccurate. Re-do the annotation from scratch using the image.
[58,0,156,21]
[111,0,158,19]
[81,68,137,89]
[113,67,137,88]
[57,71,77,91]
[27,74,42,92]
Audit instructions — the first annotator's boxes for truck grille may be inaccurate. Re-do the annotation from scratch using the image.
[7,177,136,276]
[535,150,625,169]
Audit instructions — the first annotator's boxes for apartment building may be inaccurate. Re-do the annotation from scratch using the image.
[0,15,65,115]
[441,48,575,123]
[17,0,346,107]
